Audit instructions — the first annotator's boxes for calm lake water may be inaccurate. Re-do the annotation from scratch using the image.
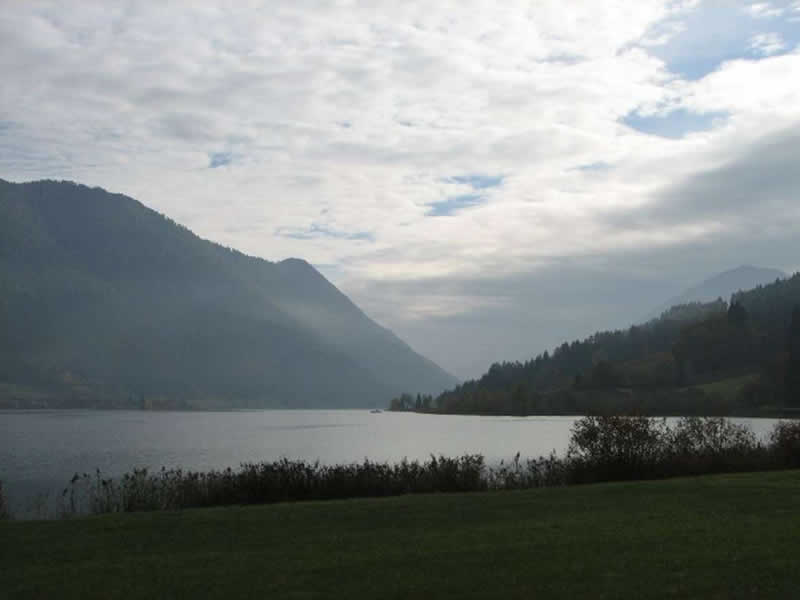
[0,409,783,517]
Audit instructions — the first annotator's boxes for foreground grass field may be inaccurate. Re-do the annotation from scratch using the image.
[3,471,800,599]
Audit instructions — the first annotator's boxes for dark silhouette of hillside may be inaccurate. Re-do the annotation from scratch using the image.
[0,179,456,408]
[395,274,800,416]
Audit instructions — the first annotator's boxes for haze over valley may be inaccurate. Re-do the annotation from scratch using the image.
[0,179,455,408]
[3,2,800,383]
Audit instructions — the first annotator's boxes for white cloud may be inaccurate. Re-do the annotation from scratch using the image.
[744,2,785,18]
[749,32,786,55]
[1,1,799,377]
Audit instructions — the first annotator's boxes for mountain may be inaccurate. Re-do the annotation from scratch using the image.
[647,266,787,321]
[0,179,457,409]
[412,271,800,417]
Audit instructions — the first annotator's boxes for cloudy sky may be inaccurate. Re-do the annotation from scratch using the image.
[2,1,800,379]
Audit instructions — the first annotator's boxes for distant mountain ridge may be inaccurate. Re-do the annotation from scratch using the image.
[0,179,457,408]
[419,270,800,417]
[647,265,786,321]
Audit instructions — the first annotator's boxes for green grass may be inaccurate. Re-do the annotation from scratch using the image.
[3,471,800,599]
[695,373,759,401]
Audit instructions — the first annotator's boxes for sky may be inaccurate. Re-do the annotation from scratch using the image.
[2,1,800,380]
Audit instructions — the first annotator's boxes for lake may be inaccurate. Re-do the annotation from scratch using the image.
[0,410,783,517]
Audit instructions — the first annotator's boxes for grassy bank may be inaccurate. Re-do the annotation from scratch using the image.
[3,470,800,599]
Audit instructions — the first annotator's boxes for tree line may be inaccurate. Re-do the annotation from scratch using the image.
[390,272,800,416]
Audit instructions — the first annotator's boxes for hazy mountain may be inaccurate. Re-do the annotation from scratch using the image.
[647,265,787,321]
[424,271,800,416]
[0,179,457,408]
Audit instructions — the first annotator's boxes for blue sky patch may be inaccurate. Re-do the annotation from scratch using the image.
[426,193,486,217]
[208,151,233,168]
[448,174,504,189]
[573,161,612,172]
[276,224,374,242]
[645,1,799,80]
[621,109,728,139]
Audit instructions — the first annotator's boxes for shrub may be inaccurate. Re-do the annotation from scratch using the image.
[487,452,569,489]
[770,421,800,467]
[565,415,767,483]
[567,415,670,482]
[665,416,763,475]
[669,417,757,456]
[0,481,10,521]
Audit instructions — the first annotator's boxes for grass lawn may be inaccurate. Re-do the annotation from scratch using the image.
[3,470,800,599]
[695,373,760,402]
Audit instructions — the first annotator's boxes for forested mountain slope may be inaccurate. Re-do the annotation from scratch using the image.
[399,275,800,416]
[0,179,456,408]
[645,265,786,321]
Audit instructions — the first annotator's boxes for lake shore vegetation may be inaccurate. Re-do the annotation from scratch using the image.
[19,416,800,519]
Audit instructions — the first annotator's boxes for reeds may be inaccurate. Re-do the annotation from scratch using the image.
[59,454,489,516]
[47,417,800,517]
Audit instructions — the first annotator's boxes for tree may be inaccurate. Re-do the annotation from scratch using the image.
[786,307,800,405]
[0,481,9,521]
[511,383,528,416]
[389,393,414,411]
[727,301,749,327]
[588,361,626,389]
